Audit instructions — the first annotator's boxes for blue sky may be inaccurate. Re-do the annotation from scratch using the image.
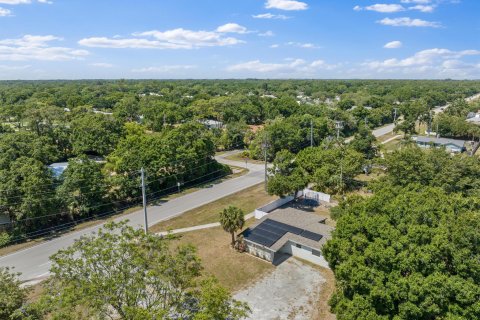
[0,0,479,79]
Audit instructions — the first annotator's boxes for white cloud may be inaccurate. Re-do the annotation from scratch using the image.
[216,23,248,34]
[270,44,279,48]
[132,65,196,73]
[286,41,320,49]
[259,31,275,37]
[252,13,290,19]
[363,48,480,78]
[384,41,402,49]
[0,35,89,61]
[227,58,337,74]
[79,26,245,50]
[0,64,30,70]
[0,6,11,15]
[0,0,30,4]
[0,0,51,4]
[364,48,480,69]
[378,17,441,27]
[401,0,431,3]
[365,4,405,13]
[265,0,308,11]
[91,62,113,68]
[409,4,435,12]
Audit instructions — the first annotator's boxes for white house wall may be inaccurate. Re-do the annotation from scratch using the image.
[279,240,329,268]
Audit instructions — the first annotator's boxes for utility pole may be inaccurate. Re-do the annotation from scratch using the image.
[141,168,148,234]
[310,119,314,147]
[335,121,344,140]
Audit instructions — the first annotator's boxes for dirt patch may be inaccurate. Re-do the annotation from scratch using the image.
[234,258,327,320]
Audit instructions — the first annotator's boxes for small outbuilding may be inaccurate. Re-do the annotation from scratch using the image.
[240,208,333,267]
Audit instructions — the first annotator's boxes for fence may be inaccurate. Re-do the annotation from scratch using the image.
[254,189,331,219]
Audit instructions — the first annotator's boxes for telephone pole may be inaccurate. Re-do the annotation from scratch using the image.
[141,167,148,234]
[335,121,344,140]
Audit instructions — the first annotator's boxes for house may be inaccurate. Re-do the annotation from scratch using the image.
[240,208,333,267]
[198,119,224,130]
[414,136,467,153]
[48,162,69,178]
[466,111,480,125]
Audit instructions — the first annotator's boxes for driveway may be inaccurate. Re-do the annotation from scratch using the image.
[234,258,327,320]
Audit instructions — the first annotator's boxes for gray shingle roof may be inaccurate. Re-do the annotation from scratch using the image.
[414,136,466,148]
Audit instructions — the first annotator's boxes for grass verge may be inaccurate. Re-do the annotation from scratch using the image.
[149,183,275,233]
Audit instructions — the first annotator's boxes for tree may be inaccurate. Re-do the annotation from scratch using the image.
[323,186,480,320]
[0,157,58,230]
[40,222,249,319]
[0,267,28,319]
[267,150,307,197]
[57,155,108,218]
[70,113,122,156]
[349,125,377,159]
[296,145,365,195]
[219,206,245,247]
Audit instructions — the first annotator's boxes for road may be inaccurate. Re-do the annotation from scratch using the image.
[0,152,264,283]
[369,94,480,139]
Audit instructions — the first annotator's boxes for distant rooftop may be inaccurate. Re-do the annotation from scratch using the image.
[414,136,467,147]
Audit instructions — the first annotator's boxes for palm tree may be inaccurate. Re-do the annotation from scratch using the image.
[219,206,245,247]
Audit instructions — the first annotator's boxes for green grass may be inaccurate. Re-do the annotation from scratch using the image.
[150,183,276,232]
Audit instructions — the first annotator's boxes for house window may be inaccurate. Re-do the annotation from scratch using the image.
[312,250,321,257]
[295,244,302,248]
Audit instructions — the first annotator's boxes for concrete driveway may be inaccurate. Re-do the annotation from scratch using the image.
[234,258,327,320]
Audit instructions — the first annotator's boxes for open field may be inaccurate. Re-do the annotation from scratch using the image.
[150,183,276,232]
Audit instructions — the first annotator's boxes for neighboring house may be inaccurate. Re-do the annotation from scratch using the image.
[48,157,105,178]
[466,112,480,125]
[48,162,69,178]
[240,209,333,267]
[413,136,467,153]
[198,119,224,130]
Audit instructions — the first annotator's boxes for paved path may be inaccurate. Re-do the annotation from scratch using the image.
[0,152,264,283]
[156,212,255,236]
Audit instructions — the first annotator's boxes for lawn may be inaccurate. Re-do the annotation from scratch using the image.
[172,225,274,292]
[149,183,276,232]
[224,152,265,165]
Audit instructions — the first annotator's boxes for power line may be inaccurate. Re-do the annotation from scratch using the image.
[1,166,230,227]
[5,168,233,245]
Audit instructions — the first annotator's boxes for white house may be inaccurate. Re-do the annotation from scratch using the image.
[240,208,333,267]
[414,136,467,153]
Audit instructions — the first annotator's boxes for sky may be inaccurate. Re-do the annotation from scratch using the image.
[0,0,479,80]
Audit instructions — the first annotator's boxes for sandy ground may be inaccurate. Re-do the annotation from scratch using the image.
[234,258,327,320]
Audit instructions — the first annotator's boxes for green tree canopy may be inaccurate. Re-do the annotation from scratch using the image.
[39,222,250,319]
[324,186,480,320]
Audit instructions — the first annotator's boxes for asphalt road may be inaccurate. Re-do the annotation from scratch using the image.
[0,152,265,283]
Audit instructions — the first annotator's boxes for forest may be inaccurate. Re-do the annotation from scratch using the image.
[1,79,479,247]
